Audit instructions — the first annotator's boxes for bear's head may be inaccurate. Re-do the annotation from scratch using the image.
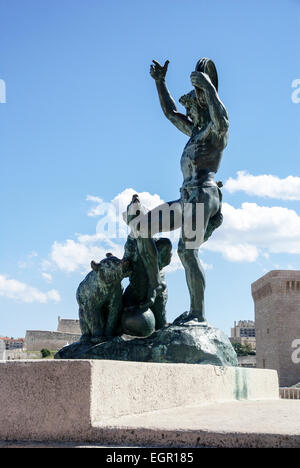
[91,253,131,284]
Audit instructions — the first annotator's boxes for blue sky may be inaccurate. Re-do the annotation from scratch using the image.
[1,0,300,338]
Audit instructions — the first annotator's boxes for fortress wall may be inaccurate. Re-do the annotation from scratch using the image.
[252,270,300,387]
[25,330,80,352]
[57,317,80,334]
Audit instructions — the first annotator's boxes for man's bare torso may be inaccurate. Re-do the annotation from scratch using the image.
[180,125,227,186]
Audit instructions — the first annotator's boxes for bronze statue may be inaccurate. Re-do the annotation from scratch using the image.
[55,59,237,367]
[130,58,229,324]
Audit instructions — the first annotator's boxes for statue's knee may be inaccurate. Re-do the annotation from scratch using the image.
[177,242,189,262]
[178,242,199,267]
[177,242,184,259]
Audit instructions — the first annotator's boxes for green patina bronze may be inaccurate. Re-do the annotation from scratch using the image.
[76,254,130,344]
[120,194,172,337]
[55,317,238,366]
[55,58,237,366]
[131,58,229,323]
[234,368,249,400]
[122,234,172,337]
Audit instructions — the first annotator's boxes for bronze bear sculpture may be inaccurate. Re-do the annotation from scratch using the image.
[76,253,130,344]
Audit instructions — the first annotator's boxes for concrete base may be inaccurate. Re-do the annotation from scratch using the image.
[0,359,288,447]
[95,400,300,448]
[3,402,300,448]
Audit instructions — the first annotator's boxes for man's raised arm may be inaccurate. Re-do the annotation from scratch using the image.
[190,71,229,138]
[150,60,193,137]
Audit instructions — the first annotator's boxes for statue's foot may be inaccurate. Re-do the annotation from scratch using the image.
[188,313,206,323]
[173,311,207,326]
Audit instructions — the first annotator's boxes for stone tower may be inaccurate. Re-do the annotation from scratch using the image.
[252,270,300,387]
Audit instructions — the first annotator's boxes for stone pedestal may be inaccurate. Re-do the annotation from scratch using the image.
[0,360,279,443]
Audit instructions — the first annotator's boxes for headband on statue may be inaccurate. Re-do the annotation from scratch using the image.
[195,58,218,91]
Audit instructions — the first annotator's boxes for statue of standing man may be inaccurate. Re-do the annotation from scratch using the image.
[130,58,229,324]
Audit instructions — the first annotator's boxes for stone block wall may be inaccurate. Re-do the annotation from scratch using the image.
[25,330,80,352]
[252,270,300,386]
[57,317,80,334]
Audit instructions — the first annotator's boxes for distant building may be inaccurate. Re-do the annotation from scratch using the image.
[230,320,256,350]
[252,270,300,387]
[25,317,80,352]
[57,316,80,334]
[0,339,5,360]
[0,337,24,350]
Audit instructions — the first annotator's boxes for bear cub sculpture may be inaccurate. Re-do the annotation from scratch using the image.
[76,253,130,344]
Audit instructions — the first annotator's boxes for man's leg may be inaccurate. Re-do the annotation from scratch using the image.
[177,240,206,321]
[177,186,221,321]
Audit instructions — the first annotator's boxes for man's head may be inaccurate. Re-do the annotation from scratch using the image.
[179,90,203,124]
[179,58,218,124]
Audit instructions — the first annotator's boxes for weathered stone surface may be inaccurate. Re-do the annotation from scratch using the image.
[0,360,280,445]
[55,320,238,366]
[252,270,300,387]
[25,330,80,352]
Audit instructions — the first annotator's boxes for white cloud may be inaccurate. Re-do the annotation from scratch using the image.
[0,275,61,304]
[41,260,52,271]
[206,243,259,263]
[42,272,52,283]
[51,239,123,273]
[51,237,188,275]
[204,202,300,261]
[225,171,300,200]
[86,195,105,217]
[164,250,212,273]
[28,251,38,258]
[17,251,38,269]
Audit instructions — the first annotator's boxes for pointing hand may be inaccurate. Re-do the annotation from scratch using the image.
[150,60,170,81]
